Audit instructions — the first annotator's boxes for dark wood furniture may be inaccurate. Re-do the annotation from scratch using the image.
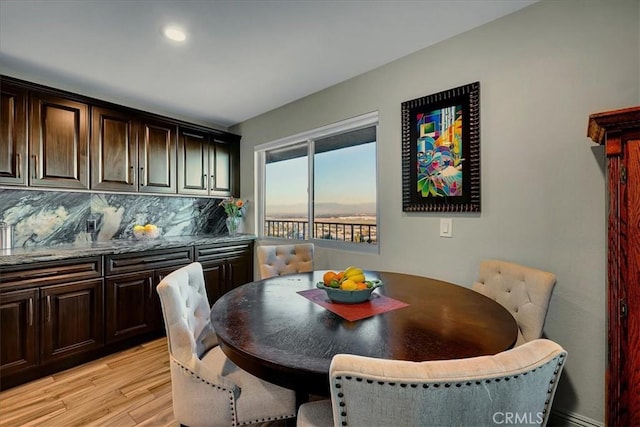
[210,270,518,397]
[587,106,640,427]
[0,82,28,186]
[0,75,240,197]
[0,238,255,390]
[195,241,253,306]
[29,91,89,190]
[90,105,138,191]
[0,257,103,388]
[178,127,240,197]
[137,117,177,194]
[104,247,193,343]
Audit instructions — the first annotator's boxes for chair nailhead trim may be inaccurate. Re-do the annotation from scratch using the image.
[172,360,238,425]
[173,359,295,426]
[332,353,566,425]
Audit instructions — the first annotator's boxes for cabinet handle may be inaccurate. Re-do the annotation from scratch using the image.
[148,277,153,299]
[28,297,33,326]
[28,270,60,278]
[129,165,134,185]
[203,174,208,190]
[46,295,52,323]
[16,153,21,178]
[140,167,145,186]
[32,154,38,179]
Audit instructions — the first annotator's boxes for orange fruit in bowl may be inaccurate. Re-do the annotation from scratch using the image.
[323,271,338,286]
[356,282,367,290]
[336,271,344,281]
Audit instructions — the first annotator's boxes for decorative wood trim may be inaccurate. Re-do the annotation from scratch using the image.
[587,106,640,145]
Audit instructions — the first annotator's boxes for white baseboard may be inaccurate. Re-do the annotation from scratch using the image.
[550,409,604,427]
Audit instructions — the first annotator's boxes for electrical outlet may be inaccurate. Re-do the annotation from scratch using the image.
[86,219,97,234]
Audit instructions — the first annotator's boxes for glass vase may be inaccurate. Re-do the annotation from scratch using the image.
[226,216,240,236]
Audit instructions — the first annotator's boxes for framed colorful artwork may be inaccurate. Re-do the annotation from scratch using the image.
[401,82,480,212]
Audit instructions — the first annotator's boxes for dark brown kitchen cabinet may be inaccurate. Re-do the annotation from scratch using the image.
[195,241,254,305]
[90,106,138,191]
[29,92,89,189]
[178,127,240,197]
[178,127,209,195]
[0,288,38,377]
[210,137,240,196]
[40,279,104,364]
[105,271,156,343]
[0,240,253,390]
[104,247,193,343]
[0,256,103,389]
[0,82,28,186]
[138,118,177,194]
[2,75,241,197]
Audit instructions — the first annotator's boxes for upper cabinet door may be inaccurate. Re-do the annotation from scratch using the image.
[138,118,176,194]
[210,139,239,197]
[29,93,89,189]
[90,106,138,192]
[0,82,28,186]
[177,128,209,196]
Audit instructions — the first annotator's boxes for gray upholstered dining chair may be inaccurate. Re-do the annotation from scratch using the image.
[472,259,557,346]
[297,339,567,427]
[257,243,314,279]
[156,262,296,427]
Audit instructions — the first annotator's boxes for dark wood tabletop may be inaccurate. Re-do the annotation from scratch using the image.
[210,270,518,397]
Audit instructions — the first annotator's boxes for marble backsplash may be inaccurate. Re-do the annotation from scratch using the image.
[0,189,231,248]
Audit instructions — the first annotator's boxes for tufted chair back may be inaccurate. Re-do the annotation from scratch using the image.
[157,262,297,426]
[157,262,212,362]
[257,243,315,279]
[472,259,557,346]
[297,339,567,427]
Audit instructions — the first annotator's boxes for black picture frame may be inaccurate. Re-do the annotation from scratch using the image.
[401,81,480,212]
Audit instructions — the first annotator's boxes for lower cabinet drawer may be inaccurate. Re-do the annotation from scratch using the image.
[105,247,193,276]
[0,257,103,289]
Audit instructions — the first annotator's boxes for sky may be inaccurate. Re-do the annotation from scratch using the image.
[266,143,376,208]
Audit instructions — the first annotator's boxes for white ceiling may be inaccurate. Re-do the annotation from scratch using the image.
[0,0,536,129]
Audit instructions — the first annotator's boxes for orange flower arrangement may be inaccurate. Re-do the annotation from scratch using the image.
[219,197,247,218]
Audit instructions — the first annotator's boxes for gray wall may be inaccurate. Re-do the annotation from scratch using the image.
[232,0,640,423]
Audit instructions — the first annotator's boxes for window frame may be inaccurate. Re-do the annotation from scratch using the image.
[255,111,380,253]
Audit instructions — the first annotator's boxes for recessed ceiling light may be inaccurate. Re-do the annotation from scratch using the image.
[163,26,186,42]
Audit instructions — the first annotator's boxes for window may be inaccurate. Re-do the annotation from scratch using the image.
[256,112,378,251]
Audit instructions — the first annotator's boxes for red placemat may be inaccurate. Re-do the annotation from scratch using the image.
[297,288,409,321]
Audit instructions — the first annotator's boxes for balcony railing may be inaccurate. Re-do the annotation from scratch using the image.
[264,219,377,244]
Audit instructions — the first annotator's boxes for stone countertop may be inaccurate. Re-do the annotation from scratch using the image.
[0,234,256,267]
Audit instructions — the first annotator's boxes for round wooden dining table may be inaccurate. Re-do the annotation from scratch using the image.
[210,270,518,398]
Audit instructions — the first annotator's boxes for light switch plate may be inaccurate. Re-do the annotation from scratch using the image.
[440,218,453,238]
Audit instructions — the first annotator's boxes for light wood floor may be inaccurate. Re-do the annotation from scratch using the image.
[0,338,178,427]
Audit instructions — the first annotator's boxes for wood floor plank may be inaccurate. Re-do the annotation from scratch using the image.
[85,410,137,427]
[120,365,170,398]
[134,405,178,427]
[0,338,178,427]
[128,391,174,424]
[0,375,54,400]
[13,405,67,427]
[0,399,66,427]
[0,337,295,427]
